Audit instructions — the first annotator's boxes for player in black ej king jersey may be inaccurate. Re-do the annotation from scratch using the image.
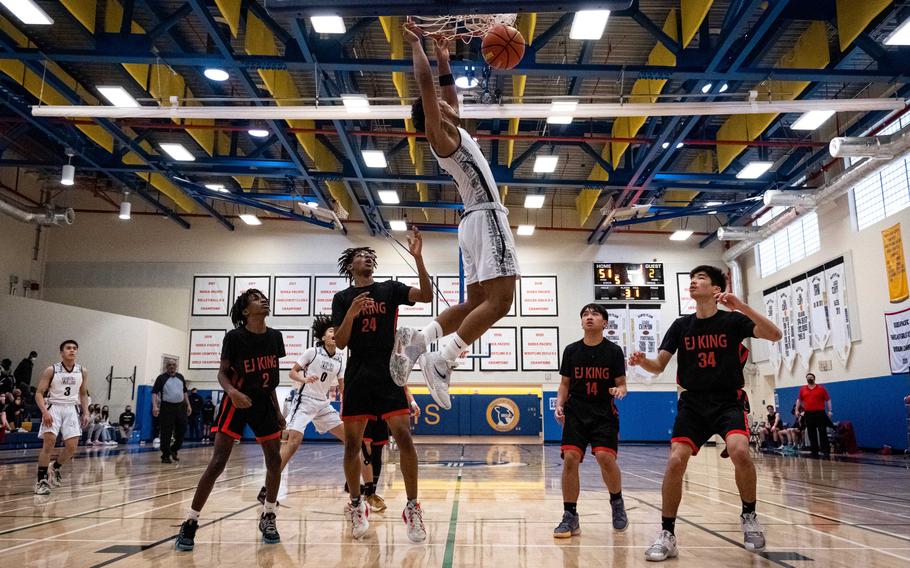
[332,227,433,542]
[628,265,782,561]
[176,289,287,551]
[553,304,629,539]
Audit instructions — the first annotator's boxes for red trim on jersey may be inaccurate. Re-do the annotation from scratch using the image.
[560,445,585,462]
[380,408,411,420]
[739,344,750,365]
[217,426,242,440]
[371,440,389,446]
[342,414,376,422]
[592,446,617,457]
[671,437,699,455]
[725,429,749,440]
[256,431,282,442]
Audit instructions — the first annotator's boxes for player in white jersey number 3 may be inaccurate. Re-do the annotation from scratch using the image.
[34,340,90,495]
[391,21,521,408]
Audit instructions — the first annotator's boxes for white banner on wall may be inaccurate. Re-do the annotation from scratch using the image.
[479,327,518,371]
[777,285,797,371]
[885,307,910,374]
[233,275,271,299]
[272,276,311,316]
[826,261,852,364]
[603,307,628,356]
[629,308,661,380]
[676,272,697,315]
[313,276,347,316]
[519,276,558,316]
[435,276,462,315]
[790,276,813,370]
[276,329,311,370]
[520,327,560,371]
[763,289,782,374]
[188,329,227,369]
[808,269,830,349]
[191,275,230,316]
[395,276,433,317]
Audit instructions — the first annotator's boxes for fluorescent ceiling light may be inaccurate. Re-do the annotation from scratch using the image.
[719,83,729,93]
[884,17,910,45]
[676,142,684,149]
[203,68,229,82]
[305,201,319,208]
[60,164,75,186]
[0,0,53,25]
[791,110,835,131]
[705,201,722,214]
[389,220,408,231]
[524,194,545,208]
[736,161,774,179]
[546,115,573,125]
[159,143,195,161]
[96,86,140,107]
[547,100,577,124]
[378,190,400,204]
[517,224,536,236]
[669,230,693,241]
[455,76,478,89]
[361,149,387,168]
[533,155,559,173]
[661,142,670,149]
[342,93,370,112]
[311,15,346,34]
[701,83,713,94]
[204,183,228,193]
[570,10,610,40]
[239,214,262,225]
[248,128,270,138]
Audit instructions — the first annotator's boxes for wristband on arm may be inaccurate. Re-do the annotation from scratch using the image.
[438,73,455,87]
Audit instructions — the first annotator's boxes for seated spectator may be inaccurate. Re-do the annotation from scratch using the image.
[8,394,24,430]
[0,359,13,394]
[84,404,99,445]
[782,407,806,452]
[759,405,783,448]
[90,406,117,446]
[0,393,9,436]
[118,405,136,443]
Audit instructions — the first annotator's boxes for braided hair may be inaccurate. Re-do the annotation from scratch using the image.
[311,314,333,346]
[230,288,265,329]
[337,246,377,281]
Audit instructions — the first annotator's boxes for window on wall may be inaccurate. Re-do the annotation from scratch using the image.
[754,208,821,278]
[848,108,910,231]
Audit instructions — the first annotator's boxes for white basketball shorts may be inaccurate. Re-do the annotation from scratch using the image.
[38,403,82,440]
[286,396,342,434]
[458,208,520,286]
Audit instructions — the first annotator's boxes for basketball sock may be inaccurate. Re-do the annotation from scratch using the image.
[263,501,277,514]
[563,502,577,515]
[351,496,361,507]
[37,466,48,482]
[407,498,418,508]
[742,501,756,516]
[609,492,623,502]
[364,482,376,496]
[661,517,676,535]
[440,333,468,362]
[52,460,62,470]
[420,321,443,345]
[187,509,201,521]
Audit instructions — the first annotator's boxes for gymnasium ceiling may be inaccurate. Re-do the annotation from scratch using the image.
[0,0,908,245]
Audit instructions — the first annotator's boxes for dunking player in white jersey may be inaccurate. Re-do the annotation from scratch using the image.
[392,22,521,407]
[256,314,347,504]
[34,339,90,495]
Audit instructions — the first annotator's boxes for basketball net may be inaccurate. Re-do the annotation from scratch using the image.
[409,14,517,42]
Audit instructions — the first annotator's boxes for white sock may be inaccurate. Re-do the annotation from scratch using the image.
[263,501,277,514]
[187,509,201,521]
[420,321,443,345]
[440,333,468,362]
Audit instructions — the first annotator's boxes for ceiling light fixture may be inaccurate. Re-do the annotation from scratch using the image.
[884,17,910,45]
[0,0,53,25]
[96,86,140,107]
[524,194,545,209]
[791,110,835,131]
[669,230,693,241]
[248,128,270,138]
[701,83,713,94]
[378,190,400,204]
[311,15,346,34]
[455,76,478,89]
[119,192,131,220]
[341,93,370,113]
[203,68,229,82]
[720,83,729,93]
[517,224,536,236]
[570,10,610,40]
[204,183,228,193]
[239,214,262,225]
[533,155,559,173]
[159,143,195,161]
[389,220,408,231]
[736,161,774,179]
[60,149,75,186]
[361,149,387,168]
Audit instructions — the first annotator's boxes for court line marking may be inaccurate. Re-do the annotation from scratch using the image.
[441,444,464,568]
[623,469,910,563]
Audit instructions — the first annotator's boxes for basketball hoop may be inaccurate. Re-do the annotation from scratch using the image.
[410,14,517,42]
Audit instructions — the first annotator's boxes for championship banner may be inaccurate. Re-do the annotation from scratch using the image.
[791,276,813,370]
[807,268,830,349]
[882,224,909,303]
[763,289,781,374]
[777,285,797,371]
[826,261,852,364]
[603,307,628,356]
[884,307,910,374]
[629,309,660,380]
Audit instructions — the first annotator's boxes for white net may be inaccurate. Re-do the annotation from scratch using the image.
[410,14,517,42]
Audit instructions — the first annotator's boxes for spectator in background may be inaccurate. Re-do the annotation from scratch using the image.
[118,405,136,443]
[188,388,204,441]
[14,351,37,388]
[0,393,10,436]
[796,373,834,458]
[201,397,215,442]
[759,405,783,449]
[152,361,191,463]
[0,359,14,393]
[8,393,24,430]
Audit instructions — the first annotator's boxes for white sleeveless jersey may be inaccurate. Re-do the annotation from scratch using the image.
[431,127,507,213]
[294,346,344,400]
[47,362,83,404]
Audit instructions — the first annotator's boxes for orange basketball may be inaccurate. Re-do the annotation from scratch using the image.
[481,24,525,70]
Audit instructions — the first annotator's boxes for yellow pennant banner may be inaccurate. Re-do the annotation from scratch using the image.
[882,223,909,303]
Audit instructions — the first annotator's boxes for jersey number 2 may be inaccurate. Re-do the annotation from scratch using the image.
[697,352,717,368]
[262,372,270,388]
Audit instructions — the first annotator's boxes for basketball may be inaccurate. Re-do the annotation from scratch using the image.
[482,24,525,70]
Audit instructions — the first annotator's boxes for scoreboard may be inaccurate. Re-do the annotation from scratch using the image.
[594,263,665,301]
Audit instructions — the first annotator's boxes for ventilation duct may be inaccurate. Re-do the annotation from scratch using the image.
[829,134,898,159]
[0,197,74,226]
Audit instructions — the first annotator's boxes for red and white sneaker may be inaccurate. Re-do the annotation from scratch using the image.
[350,500,369,539]
[403,501,427,543]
